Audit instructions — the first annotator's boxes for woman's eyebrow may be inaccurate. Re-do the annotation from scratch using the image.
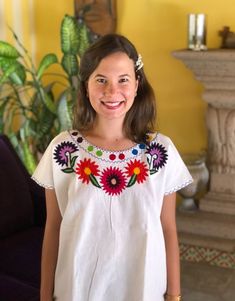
[94,74,106,78]
[94,73,131,78]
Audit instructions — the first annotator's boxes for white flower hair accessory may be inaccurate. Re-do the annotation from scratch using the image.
[135,54,144,71]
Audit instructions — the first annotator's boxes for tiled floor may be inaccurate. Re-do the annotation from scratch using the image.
[181,260,235,301]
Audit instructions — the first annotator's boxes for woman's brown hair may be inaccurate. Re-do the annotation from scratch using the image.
[73,33,157,143]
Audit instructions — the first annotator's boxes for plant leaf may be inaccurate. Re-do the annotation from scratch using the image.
[0,41,21,58]
[57,90,73,130]
[77,22,90,57]
[21,139,37,174]
[39,89,57,114]
[61,54,78,76]
[0,61,26,85]
[37,53,58,79]
[60,15,80,54]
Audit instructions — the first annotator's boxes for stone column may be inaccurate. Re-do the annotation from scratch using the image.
[172,49,235,215]
[172,50,235,259]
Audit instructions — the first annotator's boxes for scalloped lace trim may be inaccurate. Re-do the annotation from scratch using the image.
[31,176,54,189]
[164,178,193,195]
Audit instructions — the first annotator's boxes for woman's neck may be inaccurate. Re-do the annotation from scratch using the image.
[81,117,135,151]
[91,118,124,140]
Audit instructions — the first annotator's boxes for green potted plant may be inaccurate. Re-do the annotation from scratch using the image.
[0,15,90,174]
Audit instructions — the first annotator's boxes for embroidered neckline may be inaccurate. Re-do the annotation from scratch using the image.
[53,132,168,196]
[68,130,149,163]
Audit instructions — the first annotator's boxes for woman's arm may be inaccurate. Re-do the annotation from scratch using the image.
[161,192,181,298]
[40,189,62,301]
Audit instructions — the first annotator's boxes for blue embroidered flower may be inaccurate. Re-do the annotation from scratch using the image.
[54,141,78,166]
[146,142,168,173]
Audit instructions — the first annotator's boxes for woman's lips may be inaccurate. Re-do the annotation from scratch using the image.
[101,101,125,109]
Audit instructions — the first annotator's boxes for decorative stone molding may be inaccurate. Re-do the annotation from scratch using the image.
[172,49,235,267]
[172,49,235,212]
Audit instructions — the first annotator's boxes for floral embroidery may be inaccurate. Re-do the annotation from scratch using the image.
[100,167,127,195]
[125,159,148,187]
[146,142,168,174]
[76,158,100,187]
[54,138,168,195]
[54,141,78,169]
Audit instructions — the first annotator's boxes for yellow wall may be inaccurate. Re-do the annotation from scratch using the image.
[2,0,235,154]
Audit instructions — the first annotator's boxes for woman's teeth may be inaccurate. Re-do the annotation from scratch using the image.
[102,101,124,108]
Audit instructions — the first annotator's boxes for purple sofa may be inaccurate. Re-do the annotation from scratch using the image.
[0,135,46,301]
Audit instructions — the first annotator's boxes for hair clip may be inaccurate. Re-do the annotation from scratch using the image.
[135,54,144,71]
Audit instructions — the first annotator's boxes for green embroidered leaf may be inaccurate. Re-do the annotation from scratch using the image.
[147,156,151,165]
[127,174,137,187]
[70,155,78,168]
[150,169,157,175]
[90,174,101,188]
[62,167,75,173]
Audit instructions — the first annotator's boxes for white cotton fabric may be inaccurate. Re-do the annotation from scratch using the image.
[32,130,193,301]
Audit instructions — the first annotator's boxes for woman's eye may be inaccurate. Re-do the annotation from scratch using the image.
[97,78,106,84]
[119,77,129,83]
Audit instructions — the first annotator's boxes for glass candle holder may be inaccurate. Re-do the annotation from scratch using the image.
[188,13,207,51]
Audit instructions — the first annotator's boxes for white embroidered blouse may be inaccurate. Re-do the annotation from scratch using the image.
[32,130,193,301]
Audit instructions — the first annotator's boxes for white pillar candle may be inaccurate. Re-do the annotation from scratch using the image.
[188,14,207,51]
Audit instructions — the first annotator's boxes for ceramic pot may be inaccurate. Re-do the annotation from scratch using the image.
[178,153,209,211]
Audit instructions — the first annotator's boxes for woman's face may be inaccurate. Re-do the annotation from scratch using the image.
[87,52,138,123]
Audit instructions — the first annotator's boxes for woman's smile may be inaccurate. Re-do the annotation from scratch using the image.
[101,100,126,110]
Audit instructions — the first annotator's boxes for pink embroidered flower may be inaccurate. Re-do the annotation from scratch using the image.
[100,167,127,195]
[76,158,100,184]
[54,141,78,166]
[125,159,149,184]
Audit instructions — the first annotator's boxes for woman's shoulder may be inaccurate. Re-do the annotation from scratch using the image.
[49,130,78,146]
[147,132,173,147]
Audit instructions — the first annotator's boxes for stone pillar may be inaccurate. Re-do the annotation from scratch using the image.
[172,50,235,264]
[172,49,235,215]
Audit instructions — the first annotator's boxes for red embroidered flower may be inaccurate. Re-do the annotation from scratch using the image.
[125,159,149,184]
[100,167,127,195]
[76,158,100,184]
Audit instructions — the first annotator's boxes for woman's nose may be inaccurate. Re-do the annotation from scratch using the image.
[105,82,117,95]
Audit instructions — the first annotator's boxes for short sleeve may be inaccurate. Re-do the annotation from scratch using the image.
[163,138,193,195]
[32,139,55,189]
